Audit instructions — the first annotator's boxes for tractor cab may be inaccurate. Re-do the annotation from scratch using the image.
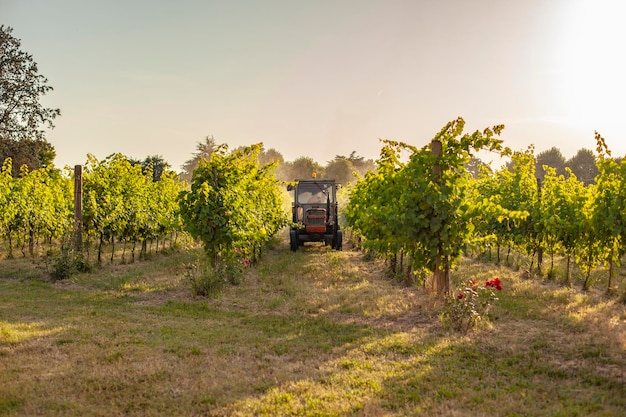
[287,178,342,251]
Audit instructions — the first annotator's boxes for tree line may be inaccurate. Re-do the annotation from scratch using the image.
[178,135,376,186]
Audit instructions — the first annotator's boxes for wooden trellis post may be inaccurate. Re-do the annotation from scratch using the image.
[431,139,450,297]
[74,164,83,252]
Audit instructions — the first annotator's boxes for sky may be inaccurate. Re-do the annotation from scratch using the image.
[2,0,625,172]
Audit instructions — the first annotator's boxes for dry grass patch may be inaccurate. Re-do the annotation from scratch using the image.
[0,241,624,416]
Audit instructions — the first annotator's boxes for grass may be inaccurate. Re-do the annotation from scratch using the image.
[0,236,624,416]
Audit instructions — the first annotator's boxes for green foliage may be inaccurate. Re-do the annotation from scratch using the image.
[185,259,225,297]
[178,143,287,271]
[539,166,589,282]
[464,163,529,258]
[49,248,73,280]
[398,118,508,272]
[185,250,248,296]
[0,160,73,257]
[82,153,186,263]
[346,118,509,293]
[0,138,57,177]
[440,278,502,333]
[586,132,626,291]
[344,142,406,258]
[0,26,60,143]
[49,247,92,281]
[566,148,598,185]
[345,121,626,296]
[496,148,540,262]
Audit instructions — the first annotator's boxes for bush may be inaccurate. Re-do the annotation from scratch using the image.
[440,278,502,333]
[49,248,92,281]
[186,262,224,297]
[185,252,249,296]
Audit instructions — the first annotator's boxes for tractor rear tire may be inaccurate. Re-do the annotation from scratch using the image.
[290,229,298,252]
[333,230,343,251]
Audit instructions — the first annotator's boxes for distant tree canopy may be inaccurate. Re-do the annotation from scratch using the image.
[129,155,172,182]
[536,147,566,181]
[0,26,60,175]
[323,152,376,186]
[273,152,375,185]
[0,136,56,177]
[566,148,597,185]
[324,157,354,186]
[179,135,218,183]
[465,156,491,179]
[496,145,602,185]
[257,147,284,167]
[280,156,323,182]
[345,151,376,179]
[177,135,606,189]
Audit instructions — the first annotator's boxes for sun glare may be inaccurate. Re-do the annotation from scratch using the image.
[552,0,626,130]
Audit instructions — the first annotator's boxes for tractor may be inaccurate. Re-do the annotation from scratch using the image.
[287,177,342,251]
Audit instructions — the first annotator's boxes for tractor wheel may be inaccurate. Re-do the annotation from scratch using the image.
[333,230,343,251]
[289,229,298,252]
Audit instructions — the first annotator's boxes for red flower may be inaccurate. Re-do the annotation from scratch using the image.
[486,278,502,291]
[457,293,464,300]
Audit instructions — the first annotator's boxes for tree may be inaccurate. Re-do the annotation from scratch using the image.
[258,147,284,167]
[566,148,597,185]
[464,156,490,179]
[281,156,322,181]
[0,26,60,172]
[536,147,566,181]
[324,152,376,186]
[346,151,376,177]
[179,135,218,183]
[141,155,171,182]
[0,136,56,177]
[324,156,355,186]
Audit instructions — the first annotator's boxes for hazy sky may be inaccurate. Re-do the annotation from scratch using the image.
[2,0,625,171]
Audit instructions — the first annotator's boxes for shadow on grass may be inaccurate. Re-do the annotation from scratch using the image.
[1,242,624,416]
[374,330,625,417]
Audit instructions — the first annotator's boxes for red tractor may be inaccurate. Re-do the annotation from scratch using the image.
[287,178,342,251]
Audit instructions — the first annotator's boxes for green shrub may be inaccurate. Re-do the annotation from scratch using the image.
[185,252,248,297]
[440,277,502,333]
[49,248,92,281]
[185,261,224,297]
